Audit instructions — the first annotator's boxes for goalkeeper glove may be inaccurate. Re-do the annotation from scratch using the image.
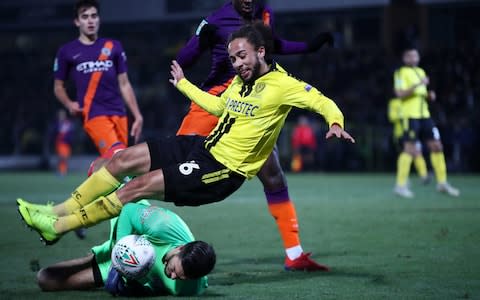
[105,267,153,297]
[307,32,334,52]
[105,267,126,296]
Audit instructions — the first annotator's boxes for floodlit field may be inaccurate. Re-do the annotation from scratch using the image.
[0,172,478,299]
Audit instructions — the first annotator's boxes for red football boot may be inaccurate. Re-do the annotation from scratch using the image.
[284,252,330,272]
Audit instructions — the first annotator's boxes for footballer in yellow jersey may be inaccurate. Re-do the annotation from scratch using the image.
[394,66,431,119]
[175,61,345,179]
[393,47,459,198]
[17,24,354,275]
[388,97,429,183]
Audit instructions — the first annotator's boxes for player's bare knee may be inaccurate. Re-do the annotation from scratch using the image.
[107,149,133,173]
[118,176,159,202]
[36,268,53,291]
[92,157,108,173]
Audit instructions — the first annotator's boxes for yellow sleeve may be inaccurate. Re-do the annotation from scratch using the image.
[417,68,426,78]
[176,78,226,117]
[282,77,344,128]
[394,69,405,91]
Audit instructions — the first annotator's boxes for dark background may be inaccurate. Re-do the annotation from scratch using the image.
[0,0,478,172]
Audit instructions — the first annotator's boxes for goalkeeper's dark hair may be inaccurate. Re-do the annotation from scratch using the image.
[227,22,274,57]
[74,0,100,18]
[179,241,216,279]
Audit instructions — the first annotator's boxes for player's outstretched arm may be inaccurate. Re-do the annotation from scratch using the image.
[169,60,225,116]
[261,6,333,55]
[273,31,333,55]
[176,22,217,68]
[326,124,355,143]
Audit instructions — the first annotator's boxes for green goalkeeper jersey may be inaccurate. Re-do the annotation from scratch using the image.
[177,62,345,179]
[92,202,208,296]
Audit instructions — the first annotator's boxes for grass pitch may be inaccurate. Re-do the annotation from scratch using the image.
[0,172,478,299]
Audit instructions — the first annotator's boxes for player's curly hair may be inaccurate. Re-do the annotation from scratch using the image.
[227,22,274,56]
[74,0,100,18]
[179,241,216,279]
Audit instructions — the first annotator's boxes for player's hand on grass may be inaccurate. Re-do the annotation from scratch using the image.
[326,123,355,143]
[169,60,185,87]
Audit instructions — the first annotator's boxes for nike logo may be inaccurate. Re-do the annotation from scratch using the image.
[73,53,81,59]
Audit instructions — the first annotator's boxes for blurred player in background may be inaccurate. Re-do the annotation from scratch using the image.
[175,0,334,271]
[393,47,459,198]
[55,109,74,176]
[53,0,144,238]
[388,97,429,184]
[53,0,143,156]
[36,202,214,297]
[18,25,354,275]
[290,115,317,172]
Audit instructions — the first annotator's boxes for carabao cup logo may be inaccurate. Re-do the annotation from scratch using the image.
[118,245,140,267]
[112,235,156,279]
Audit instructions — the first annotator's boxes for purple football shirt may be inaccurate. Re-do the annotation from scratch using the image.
[54,37,128,120]
[176,1,309,91]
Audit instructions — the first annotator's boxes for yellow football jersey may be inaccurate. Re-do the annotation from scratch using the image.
[177,63,345,179]
[394,66,430,119]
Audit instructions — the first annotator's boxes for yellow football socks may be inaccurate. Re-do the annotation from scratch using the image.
[430,152,447,184]
[413,155,428,179]
[56,193,123,233]
[54,166,121,216]
[396,152,413,186]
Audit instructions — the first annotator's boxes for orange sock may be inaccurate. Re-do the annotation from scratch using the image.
[291,154,303,173]
[58,160,67,175]
[265,188,301,249]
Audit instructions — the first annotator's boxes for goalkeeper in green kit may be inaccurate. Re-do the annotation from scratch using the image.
[36,202,215,296]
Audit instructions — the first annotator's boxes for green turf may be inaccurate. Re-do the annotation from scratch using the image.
[0,172,478,299]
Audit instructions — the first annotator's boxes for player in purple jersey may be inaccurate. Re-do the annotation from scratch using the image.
[53,0,143,156]
[53,0,144,239]
[175,0,333,271]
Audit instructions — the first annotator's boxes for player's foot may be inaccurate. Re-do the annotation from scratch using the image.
[284,252,330,272]
[437,182,460,197]
[16,198,55,215]
[75,228,87,239]
[17,203,61,245]
[393,185,414,198]
[420,174,431,185]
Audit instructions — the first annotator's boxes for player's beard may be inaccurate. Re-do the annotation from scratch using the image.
[240,58,261,84]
